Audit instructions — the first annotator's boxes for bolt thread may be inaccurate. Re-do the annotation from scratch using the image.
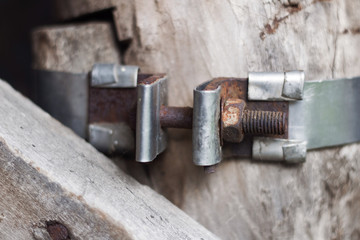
[242,110,285,135]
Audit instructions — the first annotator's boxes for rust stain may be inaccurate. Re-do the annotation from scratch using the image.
[283,3,303,14]
[46,221,70,240]
[260,16,289,40]
[160,106,193,129]
[88,73,166,129]
[343,28,360,34]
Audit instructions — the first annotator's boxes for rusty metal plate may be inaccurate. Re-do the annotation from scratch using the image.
[88,74,166,130]
[203,78,289,159]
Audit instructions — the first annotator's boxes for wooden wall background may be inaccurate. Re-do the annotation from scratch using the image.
[32,0,360,239]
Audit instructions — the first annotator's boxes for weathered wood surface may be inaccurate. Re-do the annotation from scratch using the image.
[32,22,121,73]
[55,0,134,41]
[0,80,218,239]
[41,1,360,239]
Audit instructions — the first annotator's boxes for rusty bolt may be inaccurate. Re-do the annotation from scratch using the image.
[221,98,286,143]
[222,98,246,143]
[242,110,285,135]
[160,106,193,129]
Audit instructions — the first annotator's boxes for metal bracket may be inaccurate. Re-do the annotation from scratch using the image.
[246,71,306,163]
[36,64,168,163]
[192,81,222,166]
[136,75,168,162]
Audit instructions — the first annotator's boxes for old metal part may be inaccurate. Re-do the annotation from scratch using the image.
[288,76,360,150]
[160,106,193,129]
[204,77,289,142]
[193,81,222,166]
[248,71,304,101]
[136,75,168,163]
[37,66,360,165]
[222,98,246,143]
[283,71,305,99]
[242,110,286,135]
[194,77,289,165]
[88,122,135,155]
[252,137,307,163]
[91,63,139,88]
[89,87,137,129]
[221,98,286,143]
[35,70,89,138]
[204,165,217,174]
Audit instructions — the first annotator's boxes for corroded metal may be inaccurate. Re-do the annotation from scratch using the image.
[160,106,193,129]
[222,98,246,143]
[242,110,285,135]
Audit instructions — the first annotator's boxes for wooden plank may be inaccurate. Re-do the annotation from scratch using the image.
[54,0,114,20]
[32,22,121,73]
[0,79,219,239]
[54,0,134,41]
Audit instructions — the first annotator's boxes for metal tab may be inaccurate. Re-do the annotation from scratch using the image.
[89,123,135,155]
[35,70,89,138]
[248,71,304,101]
[252,137,306,163]
[289,76,360,150]
[136,76,167,163]
[192,82,222,166]
[91,63,139,88]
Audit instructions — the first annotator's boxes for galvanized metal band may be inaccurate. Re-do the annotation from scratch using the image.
[248,71,304,101]
[91,63,139,88]
[136,77,167,163]
[88,122,135,155]
[289,76,360,150]
[35,70,89,138]
[192,82,222,166]
[252,137,307,163]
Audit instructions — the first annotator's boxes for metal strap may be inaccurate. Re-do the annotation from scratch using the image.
[289,76,360,150]
[35,70,89,138]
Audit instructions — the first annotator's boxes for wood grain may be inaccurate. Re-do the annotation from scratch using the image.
[0,79,218,239]
[44,1,360,239]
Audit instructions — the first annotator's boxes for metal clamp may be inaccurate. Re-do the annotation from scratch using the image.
[192,72,306,167]
[36,64,169,163]
[37,67,360,170]
[247,71,306,163]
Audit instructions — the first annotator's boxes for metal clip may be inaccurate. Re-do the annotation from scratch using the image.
[136,76,168,162]
[89,123,135,155]
[91,63,139,88]
[192,81,222,166]
[252,138,307,163]
[248,71,305,101]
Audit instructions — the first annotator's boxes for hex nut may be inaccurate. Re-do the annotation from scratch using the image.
[221,98,246,143]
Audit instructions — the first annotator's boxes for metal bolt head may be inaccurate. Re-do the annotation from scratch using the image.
[221,98,246,143]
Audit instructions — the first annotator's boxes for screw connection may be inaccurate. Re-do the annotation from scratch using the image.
[221,98,287,144]
[242,110,285,135]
